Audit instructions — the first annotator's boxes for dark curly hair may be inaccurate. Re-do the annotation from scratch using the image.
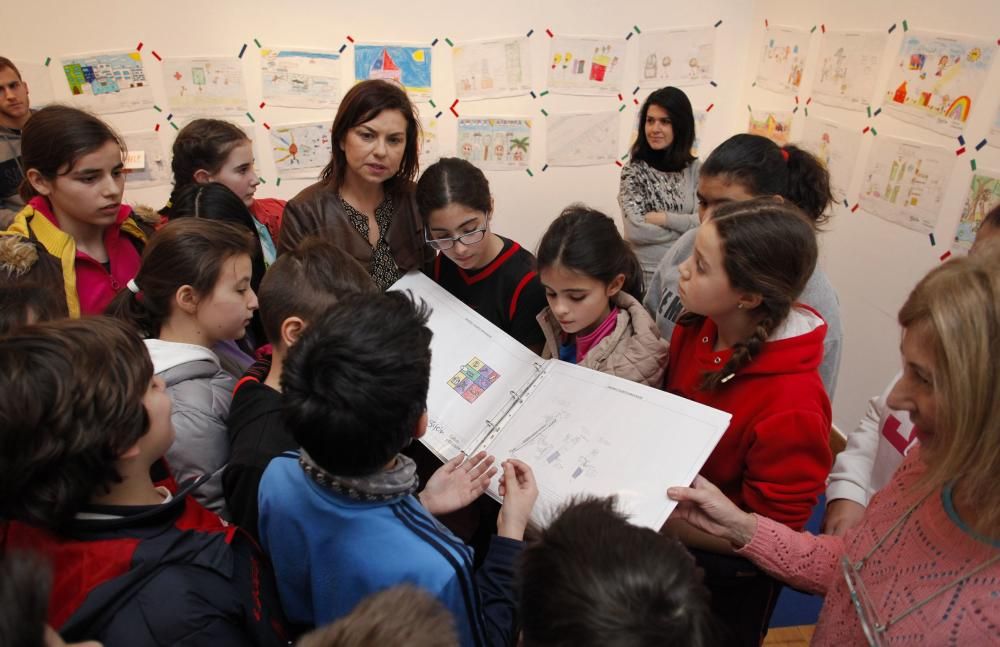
[0,317,153,529]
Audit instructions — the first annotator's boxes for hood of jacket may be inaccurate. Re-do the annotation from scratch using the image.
[144,338,223,381]
[685,305,826,380]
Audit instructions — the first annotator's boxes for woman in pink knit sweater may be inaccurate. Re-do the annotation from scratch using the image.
[669,249,1000,646]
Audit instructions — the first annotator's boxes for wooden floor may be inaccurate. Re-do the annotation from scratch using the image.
[763,625,815,646]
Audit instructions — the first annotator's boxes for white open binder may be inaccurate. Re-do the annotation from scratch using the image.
[390,272,731,529]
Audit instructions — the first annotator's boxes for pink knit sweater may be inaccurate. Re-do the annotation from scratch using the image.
[738,448,1000,645]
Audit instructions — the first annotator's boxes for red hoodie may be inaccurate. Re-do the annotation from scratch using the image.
[666,306,832,530]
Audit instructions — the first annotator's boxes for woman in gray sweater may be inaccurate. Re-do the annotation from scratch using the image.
[618,87,701,285]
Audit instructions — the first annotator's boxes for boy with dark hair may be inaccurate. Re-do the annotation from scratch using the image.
[223,236,378,537]
[258,291,538,646]
[518,497,717,647]
[0,317,288,646]
[0,56,32,226]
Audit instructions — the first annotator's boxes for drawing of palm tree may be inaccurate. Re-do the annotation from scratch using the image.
[510,136,530,153]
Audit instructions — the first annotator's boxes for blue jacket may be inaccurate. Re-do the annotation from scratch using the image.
[258,453,521,646]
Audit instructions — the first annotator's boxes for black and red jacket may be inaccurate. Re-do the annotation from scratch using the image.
[1,475,289,646]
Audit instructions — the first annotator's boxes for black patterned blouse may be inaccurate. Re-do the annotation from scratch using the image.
[341,196,402,290]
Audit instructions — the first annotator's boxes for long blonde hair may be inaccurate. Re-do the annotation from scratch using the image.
[898,249,1000,533]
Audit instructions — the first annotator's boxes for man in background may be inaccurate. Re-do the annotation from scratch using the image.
[0,57,33,227]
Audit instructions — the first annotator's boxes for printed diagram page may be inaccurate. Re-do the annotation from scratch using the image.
[390,272,543,461]
[483,361,731,530]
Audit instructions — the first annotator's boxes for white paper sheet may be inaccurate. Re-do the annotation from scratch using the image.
[453,37,532,100]
[638,27,716,87]
[799,117,864,203]
[546,112,620,167]
[269,121,332,180]
[162,56,247,116]
[812,30,888,111]
[456,117,531,171]
[881,31,997,136]
[60,51,155,114]
[755,26,811,95]
[547,36,627,96]
[260,48,342,109]
[859,135,954,234]
[484,361,730,529]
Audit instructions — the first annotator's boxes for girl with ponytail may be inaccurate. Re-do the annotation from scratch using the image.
[644,133,842,398]
[535,205,669,387]
[106,218,258,517]
[663,198,832,646]
[163,119,284,262]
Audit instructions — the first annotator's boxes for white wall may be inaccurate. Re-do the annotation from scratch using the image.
[3,0,999,431]
[744,0,1000,431]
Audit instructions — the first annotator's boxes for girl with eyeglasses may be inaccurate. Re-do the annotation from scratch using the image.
[668,247,1000,646]
[416,157,547,352]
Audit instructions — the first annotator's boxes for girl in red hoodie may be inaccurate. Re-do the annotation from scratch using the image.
[664,198,832,646]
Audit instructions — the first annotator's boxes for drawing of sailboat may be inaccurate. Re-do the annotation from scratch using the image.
[369,48,402,83]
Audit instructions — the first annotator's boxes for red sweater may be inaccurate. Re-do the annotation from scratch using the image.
[666,307,832,530]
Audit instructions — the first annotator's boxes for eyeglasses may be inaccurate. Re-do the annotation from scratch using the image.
[424,226,488,251]
[841,490,1000,646]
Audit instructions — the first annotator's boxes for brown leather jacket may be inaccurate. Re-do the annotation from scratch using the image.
[277,181,432,275]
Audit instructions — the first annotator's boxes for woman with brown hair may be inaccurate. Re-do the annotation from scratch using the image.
[278,80,430,289]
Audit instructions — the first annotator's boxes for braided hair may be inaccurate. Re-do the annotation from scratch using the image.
[683,198,817,391]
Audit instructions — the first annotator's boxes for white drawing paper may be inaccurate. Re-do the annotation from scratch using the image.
[813,30,888,111]
[547,36,627,96]
[952,171,1000,255]
[121,131,170,189]
[747,110,793,146]
[882,31,997,136]
[456,117,531,171]
[390,272,731,530]
[755,26,811,95]
[546,112,620,167]
[260,48,341,110]
[269,122,332,180]
[162,57,248,116]
[638,27,715,87]
[60,51,154,114]
[799,117,864,202]
[453,37,532,100]
[15,61,55,107]
[859,135,954,234]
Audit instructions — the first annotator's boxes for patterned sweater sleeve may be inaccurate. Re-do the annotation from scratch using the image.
[662,158,700,232]
[737,514,846,595]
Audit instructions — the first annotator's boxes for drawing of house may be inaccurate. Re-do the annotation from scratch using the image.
[369,49,402,83]
[893,81,908,103]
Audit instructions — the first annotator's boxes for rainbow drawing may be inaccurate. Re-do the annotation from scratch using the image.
[945,95,972,122]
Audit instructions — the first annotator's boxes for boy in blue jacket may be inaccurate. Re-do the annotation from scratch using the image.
[258,291,538,646]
